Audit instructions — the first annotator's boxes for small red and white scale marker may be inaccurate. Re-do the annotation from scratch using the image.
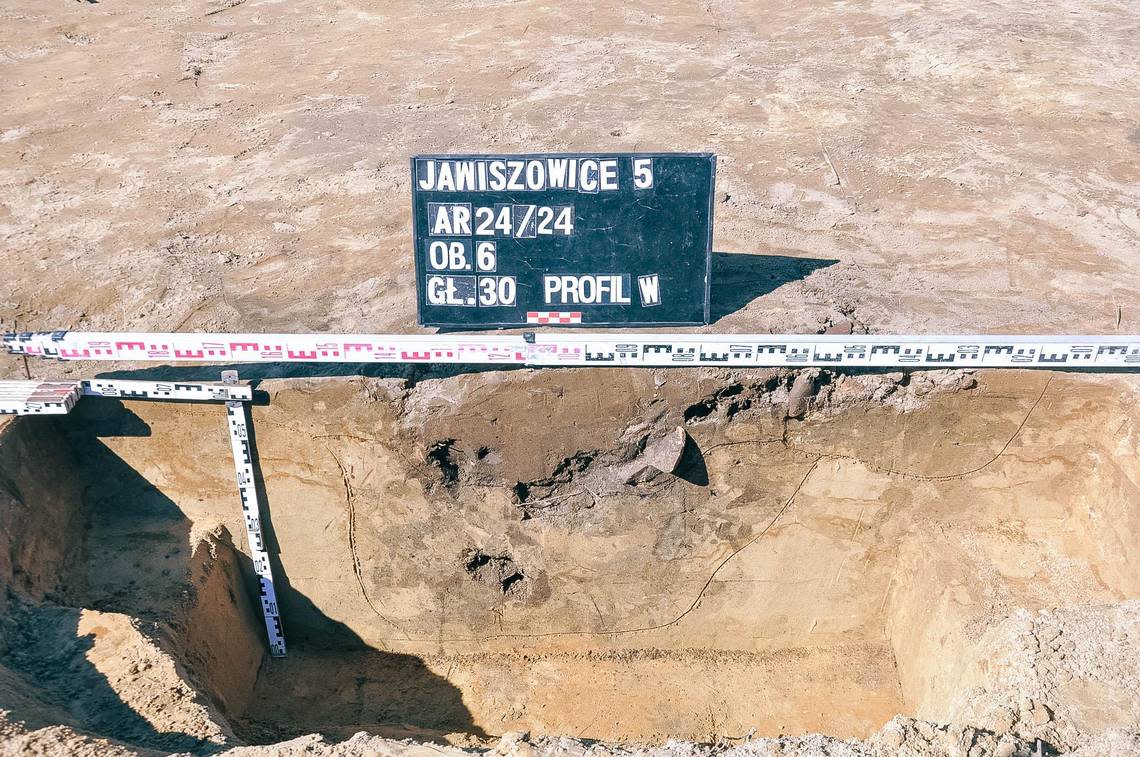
[526,311,582,325]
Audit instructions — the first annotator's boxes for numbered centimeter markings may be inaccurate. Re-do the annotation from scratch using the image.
[226,403,286,657]
[6,332,1140,368]
[81,379,253,402]
[0,379,252,415]
[0,380,82,415]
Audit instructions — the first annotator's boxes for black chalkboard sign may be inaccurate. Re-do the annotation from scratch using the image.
[411,153,715,328]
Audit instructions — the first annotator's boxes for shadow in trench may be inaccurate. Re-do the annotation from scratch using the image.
[674,433,709,486]
[0,599,215,753]
[227,404,488,744]
[64,399,193,618]
[0,405,209,753]
[0,398,484,752]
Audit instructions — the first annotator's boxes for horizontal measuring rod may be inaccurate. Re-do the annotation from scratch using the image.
[5,331,1140,369]
[80,378,253,402]
[0,378,252,415]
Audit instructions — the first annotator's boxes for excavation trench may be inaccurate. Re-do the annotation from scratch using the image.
[0,367,1137,752]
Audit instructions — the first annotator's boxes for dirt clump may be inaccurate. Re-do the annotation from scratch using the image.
[463,549,526,595]
[509,426,690,521]
[0,599,230,753]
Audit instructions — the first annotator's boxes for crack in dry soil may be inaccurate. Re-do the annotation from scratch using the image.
[704,375,1053,483]
[327,446,406,637]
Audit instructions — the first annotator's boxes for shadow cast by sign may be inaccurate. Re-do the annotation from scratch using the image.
[709,251,839,323]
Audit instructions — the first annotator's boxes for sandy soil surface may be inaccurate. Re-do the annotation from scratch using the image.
[2,1,1140,756]
[1,0,1139,357]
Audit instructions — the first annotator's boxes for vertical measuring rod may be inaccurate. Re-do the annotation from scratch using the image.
[222,372,286,657]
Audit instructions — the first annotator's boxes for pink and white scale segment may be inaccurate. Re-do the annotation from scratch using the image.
[526,311,583,325]
[5,331,1140,369]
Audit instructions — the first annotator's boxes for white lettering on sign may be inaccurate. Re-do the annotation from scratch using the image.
[578,159,599,193]
[507,160,525,190]
[417,157,644,193]
[543,275,632,305]
[426,240,471,271]
[638,274,661,306]
[633,158,654,189]
[600,160,619,190]
[489,161,507,190]
[548,159,570,188]
[429,203,472,235]
[467,205,573,237]
[525,160,545,189]
[426,275,477,306]
[477,276,517,306]
[475,241,497,272]
[513,204,537,238]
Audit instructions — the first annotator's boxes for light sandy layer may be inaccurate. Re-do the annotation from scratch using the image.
[2,368,1133,752]
[2,0,1139,379]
